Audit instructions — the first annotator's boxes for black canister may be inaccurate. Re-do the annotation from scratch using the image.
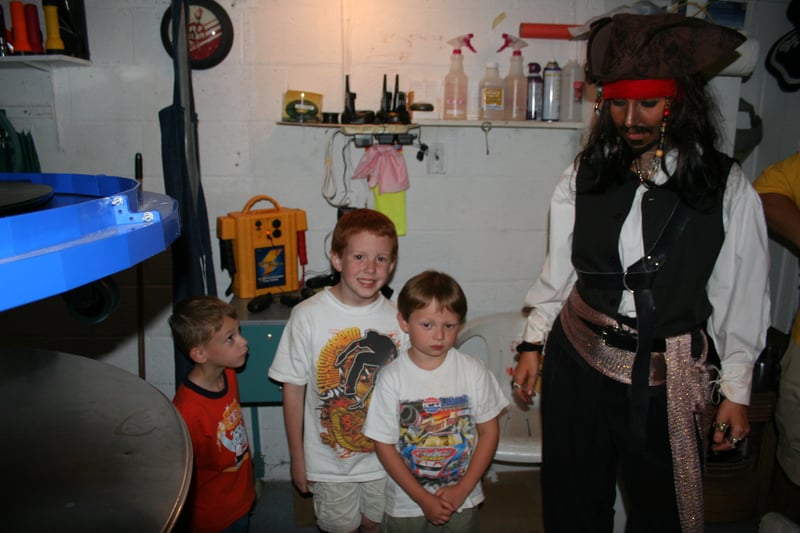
[0,5,9,56]
[526,62,543,120]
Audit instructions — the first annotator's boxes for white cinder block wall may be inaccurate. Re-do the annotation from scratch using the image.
[1,0,797,481]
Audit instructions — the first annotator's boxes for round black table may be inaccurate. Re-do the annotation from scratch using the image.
[0,348,192,531]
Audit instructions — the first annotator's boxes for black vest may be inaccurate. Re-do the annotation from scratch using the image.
[572,155,732,337]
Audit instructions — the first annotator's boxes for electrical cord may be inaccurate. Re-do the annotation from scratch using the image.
[322,129,354,208]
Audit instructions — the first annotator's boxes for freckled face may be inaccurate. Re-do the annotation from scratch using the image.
[330,231,396,307]
[609,97,667,153]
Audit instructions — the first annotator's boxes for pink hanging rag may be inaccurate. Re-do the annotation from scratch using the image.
[352,145,410,193]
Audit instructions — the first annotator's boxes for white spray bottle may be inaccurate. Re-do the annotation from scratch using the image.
[498,33,528,121]
[443,33,476,120]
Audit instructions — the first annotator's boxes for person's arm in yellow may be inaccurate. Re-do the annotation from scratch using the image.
[282,383,309,493]
[760,192,800,251]
[373,441,456,525]
[434,417,500,511]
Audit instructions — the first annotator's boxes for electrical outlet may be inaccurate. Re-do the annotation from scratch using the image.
[427,142,446,174]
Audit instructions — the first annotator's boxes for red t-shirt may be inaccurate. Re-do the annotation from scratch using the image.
[174,368,255,532]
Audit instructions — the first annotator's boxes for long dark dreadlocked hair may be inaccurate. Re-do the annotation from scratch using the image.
[576,73,730,211]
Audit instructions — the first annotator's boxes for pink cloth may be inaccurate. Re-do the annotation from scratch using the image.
[352,145,410,193]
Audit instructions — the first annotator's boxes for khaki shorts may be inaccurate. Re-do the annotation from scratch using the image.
[380,506,479,533]
[310,478,386,533]
[777,340,800,486]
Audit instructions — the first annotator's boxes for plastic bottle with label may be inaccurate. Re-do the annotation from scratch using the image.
[478,62,505,121]
[498,34,528,121]
[560,60,585,123]
[443,33,476,120]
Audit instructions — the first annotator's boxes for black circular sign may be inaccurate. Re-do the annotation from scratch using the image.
[161,0,234,70]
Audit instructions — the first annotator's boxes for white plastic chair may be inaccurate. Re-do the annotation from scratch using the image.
[456,312,542,464]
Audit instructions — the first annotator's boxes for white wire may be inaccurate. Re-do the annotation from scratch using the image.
[321,129,354,208]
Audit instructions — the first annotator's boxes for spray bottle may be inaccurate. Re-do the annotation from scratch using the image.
[498,34,528,121]
[443,33,476,120]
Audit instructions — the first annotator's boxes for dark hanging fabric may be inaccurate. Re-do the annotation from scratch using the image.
[159,0,217,389]
[0,110,41,173]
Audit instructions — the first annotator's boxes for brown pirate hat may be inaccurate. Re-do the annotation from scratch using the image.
[587,13,746,83]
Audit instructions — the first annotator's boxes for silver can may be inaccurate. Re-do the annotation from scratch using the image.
[542,60,561,121]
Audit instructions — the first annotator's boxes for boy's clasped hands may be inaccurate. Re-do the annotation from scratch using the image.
[422,484,470,525]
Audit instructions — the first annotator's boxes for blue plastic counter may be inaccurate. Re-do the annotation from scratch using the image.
[0,172,180,311]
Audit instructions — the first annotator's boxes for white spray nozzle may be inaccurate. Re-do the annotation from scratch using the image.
[497,33,528,55]
[448,33,476,54]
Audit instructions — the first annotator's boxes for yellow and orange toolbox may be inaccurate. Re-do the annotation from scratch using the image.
[217,195,307,298]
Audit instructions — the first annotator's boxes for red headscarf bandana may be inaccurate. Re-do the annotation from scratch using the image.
[602,79,678,100]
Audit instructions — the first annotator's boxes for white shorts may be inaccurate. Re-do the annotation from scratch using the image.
[310,478,386,533]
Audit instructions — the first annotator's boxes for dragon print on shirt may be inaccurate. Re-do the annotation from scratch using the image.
[316,327,399,457]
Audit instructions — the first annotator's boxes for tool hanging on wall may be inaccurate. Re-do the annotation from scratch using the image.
[135,152,146,379]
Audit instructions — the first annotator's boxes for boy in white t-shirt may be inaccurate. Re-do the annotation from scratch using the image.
[268,209,404,533]
[364,271,508,532]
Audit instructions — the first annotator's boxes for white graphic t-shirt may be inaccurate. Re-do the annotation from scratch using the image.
[364,347,508,517]
[268,287,405,481]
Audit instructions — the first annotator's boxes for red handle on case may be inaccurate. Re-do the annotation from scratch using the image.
[297,230,307,266]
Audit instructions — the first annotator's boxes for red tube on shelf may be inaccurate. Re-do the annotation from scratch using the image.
[519,23,579,40]
[25,4,44,54]
[9,1,33,53]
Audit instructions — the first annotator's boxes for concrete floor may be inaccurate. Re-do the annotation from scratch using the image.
[251,480,317,532]
[249,478,764,533]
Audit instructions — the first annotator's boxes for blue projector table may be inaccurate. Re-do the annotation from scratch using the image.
[0,172,180,311]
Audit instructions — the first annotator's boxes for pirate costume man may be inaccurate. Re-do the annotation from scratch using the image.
[512,14,771,533]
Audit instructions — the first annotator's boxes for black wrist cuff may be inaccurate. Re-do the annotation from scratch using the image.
[516,341,543,353]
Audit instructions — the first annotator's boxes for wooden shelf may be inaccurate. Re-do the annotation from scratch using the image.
[415,118,587,130]
[0,54,91,70]
[277,119,586,132]
[277,121,417,134]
